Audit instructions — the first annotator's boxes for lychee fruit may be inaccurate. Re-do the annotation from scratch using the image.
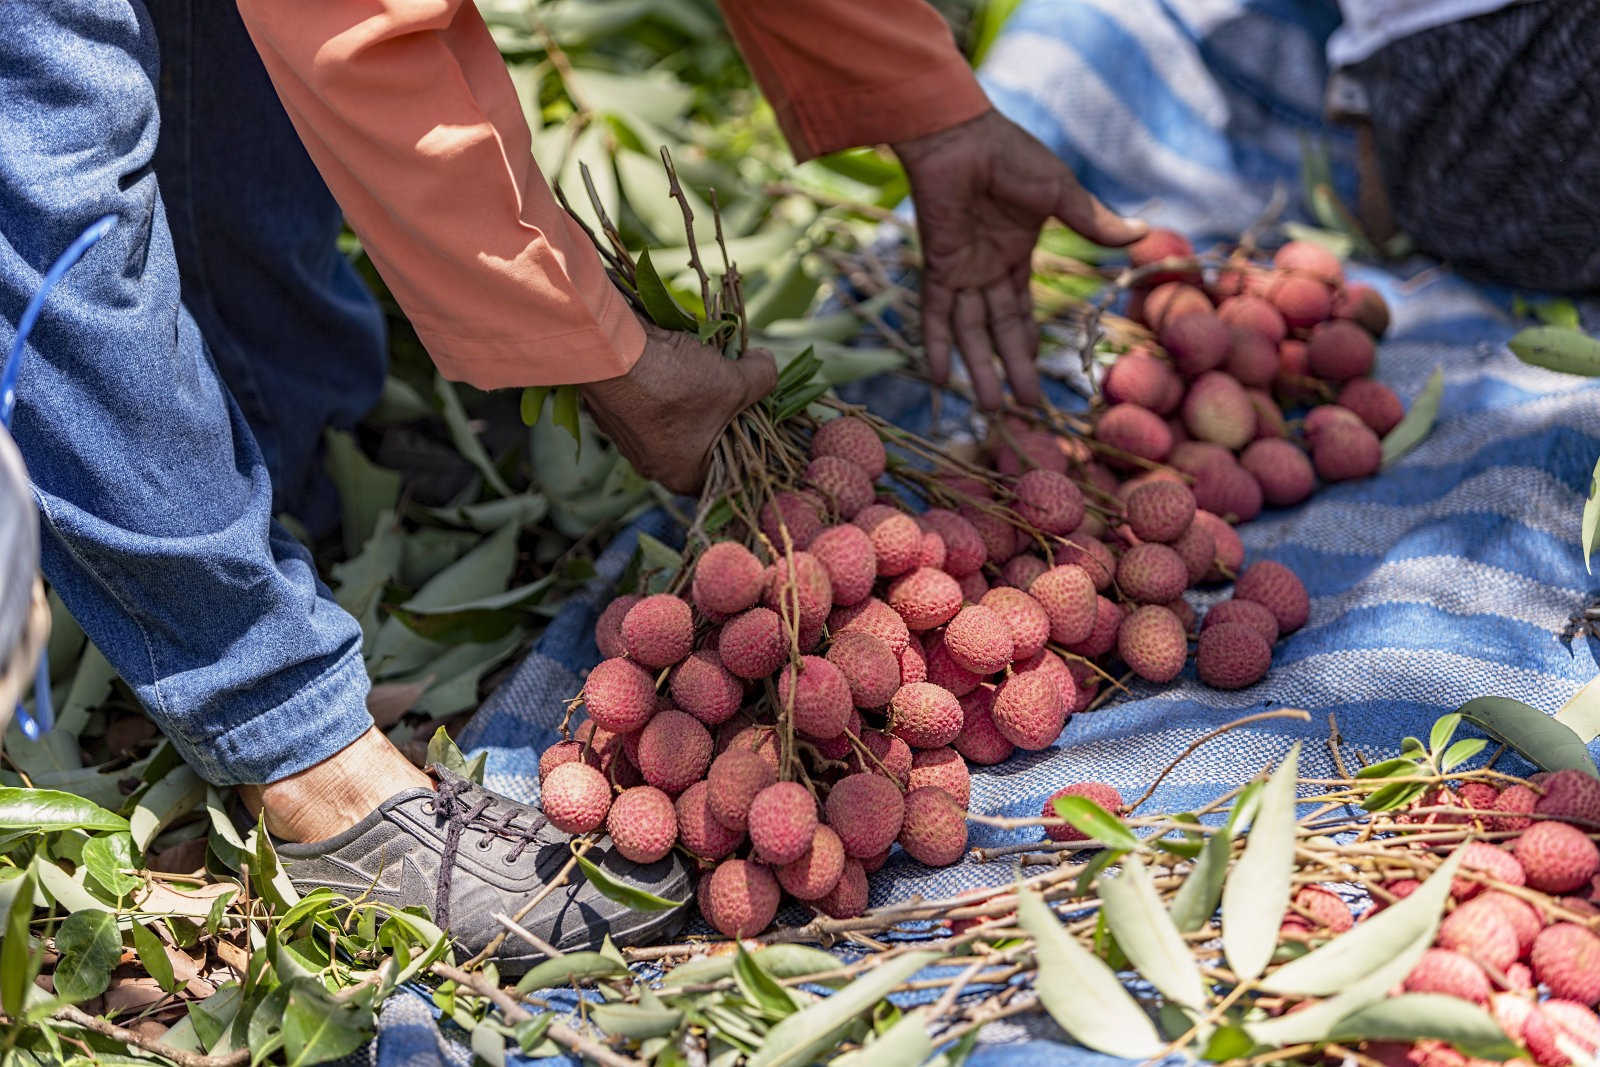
[1001,553,1050,591]
[825,773,906,858]
[889,682,964,748]
[808,524,877,607]
[1104,350,1183,414]
[1226,329,1279,389]
[1126,480,1197,543]
[1117,543,1189,604]
[1437,896,1520,971]
[1161,312,1232,379]
[1533,769,1600,829]
[692,542,764,618]
[1451,840,1525,900]
[1291,885,1354,932]
[605,786,678,863]
[1127,228,1195,277]
[1013,469,1086,535]
[675,780,744,861]
[1188,456,1263,524]
[1273,241,1344,286]
[1139,281,1212,331]
[747,781,818,865]
[963,504,1021,566]
[831,596,911,654]
[806,455,875,519]
[670,650,743,727]
[816,859,869,918]
[854,504,921,577]
[1310,417,1382,482]
[1268,273,1333,329]
[707,748,777,832]
[915,530,947,571]
[583,657,658,733]
[1337,378,1405,436]
[540,762,612,834]
[1233,560,1309,633]
[1403,948,1490,1004]
[636,709,713,795]
[1526,1000,1600,1067]
[898,787,968,866]
[1043,782,1123,842]
[1530,923,1600,1004]
[919,509,986,577]
[990,426,1071,476]
[811,416,886,479]
[944,604,1016,675]
[538,740,597,782]
[595,595,640,659]
[1247,388,1288,439]
[776,825,846,901]
[979,586,1051,661]
[718,607,788,680]
[1202,599,1279,643]
[1117,605,1187,682]
[760,490,825,550]
[1514,820,1600,893]
[700,859,780,938]
[954,685,1014,765]
[1307,319,1376,382]
[1478,890,1541,956]
[826,630,901,709]
[1063,595,1124,658]
[1239,438,1315,507]
[1095,403,1173,464]
[925,632,985,697]
[1195,621,1271,689]
[777,655,852,739]
[764,551,834,631]
[1193,511,1243,581]
[887,567,963,631]
[621,594,694,668]
[1332,283,1391,337]
[992,671,1067,750]
[909,747,971,808]
[1217,294,1288,344]
[851,730,911,787]
[1183,371,1257,449]
[1055,536,1116,591]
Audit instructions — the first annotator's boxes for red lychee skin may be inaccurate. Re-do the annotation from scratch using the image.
[637,709,713,795]
[1013,469,1086,535]
[574,719,627,773]
[1195,621,1271,689]
[700,859,781,938]
[816,858,869,918]
[778,655,852,739]
[1217,294,1288,344]
[1268,273,1334,329]
[595,595,641,659]
[1063,595,1124,658]
[718,607,788,680]
[1273,240,1345,286]
[1163,596,1198,633]
[915,530,947,570]
[1289,885,1354,933]
[992,672,1068,751]
[889,682,964,748]
[1311,420,1382,481]
[747,781,819,865]
[1514,821,1600,893]
[850,730,912,787]
[854,504,921,577]
[1457,781,1498,814]
[1001,554,1050,591]
[1056,536,1116,592]
[760,490,825,551]
[764,551,834,632]
[1275,338,1314,401]
[991,427,1072,477]
[1226,329,1279,389]
[676,780,744,861]
[1127,227,1195,274]
[1234,560,1310,633]
[1451,841,1526,900]
[1337,378,1405,436]
[1332,283,1391,337]
[670,650,744,727]
[707,748,777,832]
[1247,389,1288,440]
[777,825,846,901]
[806,455,875,519]
[944,603,1016,675]
[1161,312,1232,378]
[954,686,1015,765]
[621,594,694,668]
[1193,511,1243,583]
[898,640,927,686]
[1095,403,1174,464]
[920,509,986,577]
[1117,605,1188,683]
[539,740,598,782]
[826,630,901,709]
[1530,923,1600,1004]
[925,632,985,697]
[1183,370,1257,449]
[1189,456,1263,523]
[899,787,969,867]
[541,762,612,834]
[1043,782,1124,842]
[1138,281,1212,332]
[808,524,877,608]
[1525,1000,1600,1067]
[1437,896,1520,971]
[979,587,1051,661]
[811,415,887,479]
[1489,992,1536,1045]
[1307,319,1377,382]
[1203,599,1279,643]
[1126,481,1197,543]
[1533,769,1600,829]
[692,543,764,618]
[583,657,658,733]
[886,567,964,631]
[831,597,911,655]
[1025,564,1095,645]
[1304,403,1365,439]
[1117,543,1189,605]
[909,747,972,808]
[1403,948,1491,1004]
[605,786,678,864]
[960,504,1021,565]
[1475,891,1541,956]
[825,773,906,859]
[1104,350,1184,414]
[1237,438,1315,508]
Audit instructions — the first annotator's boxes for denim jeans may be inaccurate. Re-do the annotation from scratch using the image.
[0,0,388,784]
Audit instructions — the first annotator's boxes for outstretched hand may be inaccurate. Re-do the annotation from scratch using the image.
[894,110,1148,409]
[580,319,776,494]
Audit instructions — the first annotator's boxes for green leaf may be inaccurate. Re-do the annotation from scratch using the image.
[81,833,141,900]
[1509,325,1600,376]
[1050,795,1138,850]
[1458,696,1599,777]
[1329,995,1518,1058]
[52,908,121,1004]
[663,945,844,989]
[734,944,798,1020]
[251,813,299,911]
[514,1013,554,1054]
[829,1007,934,1067]
[1170,781,1258,933]
[1221,744,1300,981]
[188,983,245,1053]
[1261,848,1463,995]
[421,494,548,534]
[1202,1025,1255,1060]
[1015,884,1163,1058]
[572,846,687,912]
[0,787,128,833]
[1098,853,1207,1010]
[130,763,205,851]
[515,951,628,993]
[588,1002,685,1041]
[1362,781,1429,814]
[746,951,940,1067]
[282,980,370,1067]
[131,919,180,994]
[1556,672,1600,744]
[435,376,516,498]
[1247,926,1436,1048]
[551,386,582,450]
[325,429,403,558]
[206,887,237,937]
[634,249,698,332]
[426,727,471,780]
[1440,737,1488,772]
[1074,847,1126,898]
[1381,366,1443,469]
[1429,714,1461,757]
[1356,757,1421,780]
[521,387,551,427]
[1583,454,1600,574]
[0,864,34,1017]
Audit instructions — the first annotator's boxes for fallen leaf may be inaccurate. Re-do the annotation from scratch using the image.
[367,678,432,728]
[150,837,208,875]
[103,975,168,1016]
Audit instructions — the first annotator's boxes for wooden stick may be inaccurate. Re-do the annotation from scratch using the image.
[432,962,642,1067]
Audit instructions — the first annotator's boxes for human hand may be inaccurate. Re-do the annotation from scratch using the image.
[580,319,776,494]
[894,110,1148,409]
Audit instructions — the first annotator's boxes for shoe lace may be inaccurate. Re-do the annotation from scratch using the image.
[431,775,546,932]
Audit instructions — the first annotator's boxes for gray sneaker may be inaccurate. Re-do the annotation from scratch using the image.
[275,767,691,973]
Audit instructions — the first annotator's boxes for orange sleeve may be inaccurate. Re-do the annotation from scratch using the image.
[234,0,643,390]
[717,0,991,162]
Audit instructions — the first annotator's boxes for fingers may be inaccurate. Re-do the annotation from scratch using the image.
[953,289,1005,411]
[983,280,1040,407]
[733,347,778,411]
[1054,174,1148,248]
[921,283,954,385]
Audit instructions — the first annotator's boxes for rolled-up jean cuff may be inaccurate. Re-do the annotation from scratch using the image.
[172,644,375,786]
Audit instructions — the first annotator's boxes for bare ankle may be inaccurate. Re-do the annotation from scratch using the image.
[245,728,432,843]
